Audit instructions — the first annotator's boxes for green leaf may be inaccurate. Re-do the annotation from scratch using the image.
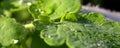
[28,4,40,18]
[40,24,65,46]
[29,0,81,21]
[60,13,78,22]
[40,20,120,48]
[0,0,33,17]
[38,15,50,24]
[33,21,47,31]
[0,17,26,46]
[11,9,32,23]
[82,12,105,25]
[0,0,18,16]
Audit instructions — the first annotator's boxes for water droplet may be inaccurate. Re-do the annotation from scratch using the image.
[68,12,73,14]
[71,29,75,32]
[48,35,51,38]
[48,34,58,38]
[41,11,45,14]
[27,2,32,6]
[97,43,101,46]
[19,0,23,5]
[34,19,39,21]
[35,9,41,13]
[13,40,19,44]
[38,9,41,12]
[90,43,96,47]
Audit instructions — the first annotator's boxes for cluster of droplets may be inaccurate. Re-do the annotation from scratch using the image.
[18,0,35,6]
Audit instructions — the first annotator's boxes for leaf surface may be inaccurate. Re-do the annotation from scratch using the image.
[0,17,26,46]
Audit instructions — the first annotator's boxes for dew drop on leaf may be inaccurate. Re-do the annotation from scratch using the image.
[13,40,19,44]
[27,2,32,6]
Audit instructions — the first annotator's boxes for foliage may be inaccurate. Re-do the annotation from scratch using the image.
[0,0,120,48]
[0,17,26,46]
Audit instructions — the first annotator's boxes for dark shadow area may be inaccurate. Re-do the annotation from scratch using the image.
[101,0,120,11]
[82,0,120,12]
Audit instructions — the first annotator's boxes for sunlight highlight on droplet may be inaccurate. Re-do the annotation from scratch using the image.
[14,40,19,44]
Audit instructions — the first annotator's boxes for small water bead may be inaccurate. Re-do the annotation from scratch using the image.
[89,43,96,47]
[35,9,46,14]
[19,0,23,5]
[13,39,19,44]
[41,11,45,14]
[27,2,32,6]
[71,29,75,32]
[33,19,39,21]
[97,43,101,46]
[38,9,42,12]
[48,35,51,38]
[35,9,41,13]
[48,34,58,38]
[67,12,73,14]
